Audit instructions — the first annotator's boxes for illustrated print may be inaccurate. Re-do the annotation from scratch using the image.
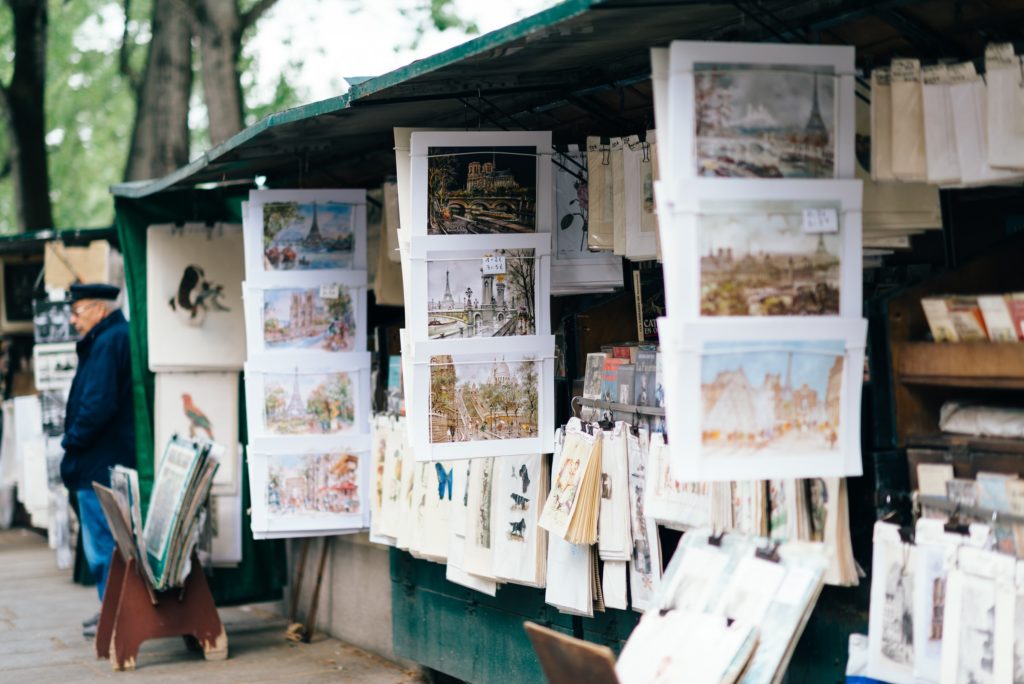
[694,66,836,178]
[552,456,582,515]
[263,370,354,435]
[702,340,845,457]
[555,149,590,254]
[510,493,530,510]
[169,264,230,327]
[181,393,214,440]
[517,463,531,494]
[881,559,914,666]
[266,452,361,517]
[436,463,454,501]
[955,576,996,684]
[427,146,538,235]
[262,285,356,352]
[509,518,526,540]
[262,200,355,270]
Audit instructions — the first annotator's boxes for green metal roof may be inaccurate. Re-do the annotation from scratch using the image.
[0,226,116,255]
[111,0,1017,198]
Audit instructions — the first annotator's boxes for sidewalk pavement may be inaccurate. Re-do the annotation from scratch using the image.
[0,527,423,683]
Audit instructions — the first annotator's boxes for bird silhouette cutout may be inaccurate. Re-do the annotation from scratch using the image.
[169,264,230,327]
[182,393,214,440]
[518,463,530,494]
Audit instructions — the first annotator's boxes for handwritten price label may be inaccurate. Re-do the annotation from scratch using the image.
[802,208,839,234]
[319,283,340,300]
[481,255,506,274]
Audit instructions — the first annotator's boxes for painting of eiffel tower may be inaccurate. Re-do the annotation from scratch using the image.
[694,65,836,178]
[262,369,355,435]
[262,199,356,270]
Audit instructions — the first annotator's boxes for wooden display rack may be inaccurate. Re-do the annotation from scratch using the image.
[95,546,227,670]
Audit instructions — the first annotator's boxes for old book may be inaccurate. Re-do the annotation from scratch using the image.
[946,478,978,507]
[921,297,958,342]
[633,348,657,408]
[1007,293,1024,340]
[977,295,1019,342]
[615,364,635,406]
[976,471,1018,554]
[631,265,663,343]
[600,358,627,405]
[946,296,988,341]
[917,463,954,497]
[539,419,603,545]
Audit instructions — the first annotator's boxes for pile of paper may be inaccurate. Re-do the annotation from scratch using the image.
[539,418,603,546]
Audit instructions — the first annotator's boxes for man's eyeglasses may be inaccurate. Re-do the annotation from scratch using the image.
[70,301,99,318]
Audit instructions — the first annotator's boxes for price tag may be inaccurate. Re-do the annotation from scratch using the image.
[319,283,340,300]
[802,208,839,234]
[481,255,506,274]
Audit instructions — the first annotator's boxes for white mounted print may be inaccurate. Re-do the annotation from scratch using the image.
[658,316,867,482]
[668,41,856,180]
[147,224,246,371]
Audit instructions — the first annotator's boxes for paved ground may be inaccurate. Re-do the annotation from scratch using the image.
[0,527,423,683]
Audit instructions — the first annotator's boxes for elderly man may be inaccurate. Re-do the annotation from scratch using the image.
[60,283,136,637]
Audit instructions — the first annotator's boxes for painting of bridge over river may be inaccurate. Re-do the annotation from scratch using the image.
[426,248,536,339]
[700,340,844,457]
[699,200,841,316]
[694,65,836,178]
[262,200,355,270]
[427,147,537,234]
[429,355,539,444]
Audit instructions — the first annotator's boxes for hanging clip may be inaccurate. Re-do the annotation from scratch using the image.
[943,503,970,536]
[755,541,781,563]
[708,530,725,547]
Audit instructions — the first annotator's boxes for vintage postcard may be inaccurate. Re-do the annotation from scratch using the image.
[493,453,547,587]
[407,233,551,344]
[668,42,855,180]
[538,421,599,540]
[245,189,367,280]
[244,271,367,359]
[626,428,662,612]
[410,337,555,460]
[248,449,368,534]
[147,224,247,371]
[410,131,553,237]
[867,522,916,683]
[154,372,240,496]
[659,179,862,322]
[446,458,499,595]
[244,355,370,452]
[659,317,866,481]
[644,430,713,530]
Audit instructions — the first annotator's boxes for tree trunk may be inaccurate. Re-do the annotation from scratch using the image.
[2,0,53,231]
[123,0,193,182]
[194,0,245,145]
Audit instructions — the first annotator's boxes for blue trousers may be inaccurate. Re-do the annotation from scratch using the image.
[77,488,115,601]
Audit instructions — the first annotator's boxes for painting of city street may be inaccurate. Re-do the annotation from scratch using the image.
[694,65,836,178]
[427,147,537,234]
[262,370,354,435]
[262,200,355,270]
[699,200,840,316]
[429,355,539,443]
[266,452,361,517]
[262,284,356,351]
[701,340,845,457]
[427,249,536,339]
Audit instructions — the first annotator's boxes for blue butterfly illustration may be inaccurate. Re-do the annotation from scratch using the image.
[435,463,453,500]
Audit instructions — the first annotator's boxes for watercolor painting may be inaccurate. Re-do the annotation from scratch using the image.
[694,65,836,178]
[427,147,537,234]
[262,285,356,352]
[428,355,539,444]
[262,200,355,270]
[427,248,536,339]
[266,452,361,517]
[701,340,844,456]
[262,370,354,435]
[699,200,841,316]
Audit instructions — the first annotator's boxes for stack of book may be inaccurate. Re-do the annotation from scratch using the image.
[921,293,1024,342]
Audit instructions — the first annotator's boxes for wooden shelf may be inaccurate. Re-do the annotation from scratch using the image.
[895,341,1024,389]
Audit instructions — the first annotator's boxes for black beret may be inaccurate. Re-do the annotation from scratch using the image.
[70,283,120,303]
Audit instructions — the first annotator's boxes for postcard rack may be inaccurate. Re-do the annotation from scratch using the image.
[96,546,227,671]
[917,494,1024,526]
[575,396,665,417]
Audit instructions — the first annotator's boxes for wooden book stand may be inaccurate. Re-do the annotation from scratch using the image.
[523,621,619,684]
[95,546,228,671]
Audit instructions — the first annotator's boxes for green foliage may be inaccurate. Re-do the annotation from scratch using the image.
[398,0,480,51]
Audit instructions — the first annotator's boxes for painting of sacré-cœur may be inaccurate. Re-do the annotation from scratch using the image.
[694,65,836,178]
[428,147,537,234]
[701,340,844,457]
[266,453,361,517]
[262,201,355,270]
[262,370,354,436]
[262,285,356,352]
[699,200,840,316]
[429,355,539,444]
[427,248,536,339]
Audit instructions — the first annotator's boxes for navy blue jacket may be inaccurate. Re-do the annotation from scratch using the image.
[60,309,136,491]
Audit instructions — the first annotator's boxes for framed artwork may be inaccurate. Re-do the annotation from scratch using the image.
[551,147,623,295]
[32,342,77,391]
[410,336,555,460]
[243,271,368,359]
[147,223,246,371]
[154,371,240,496]
[407,233,550,343]
[658,317,867,482]
[1,258,43,333]
[248,448,369,536]
[410,131,553,236]
[33,298,78,344]
[243,354,371,452]
[658,179,862,321]
[668,41,856,180]
[244,189,367,283]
